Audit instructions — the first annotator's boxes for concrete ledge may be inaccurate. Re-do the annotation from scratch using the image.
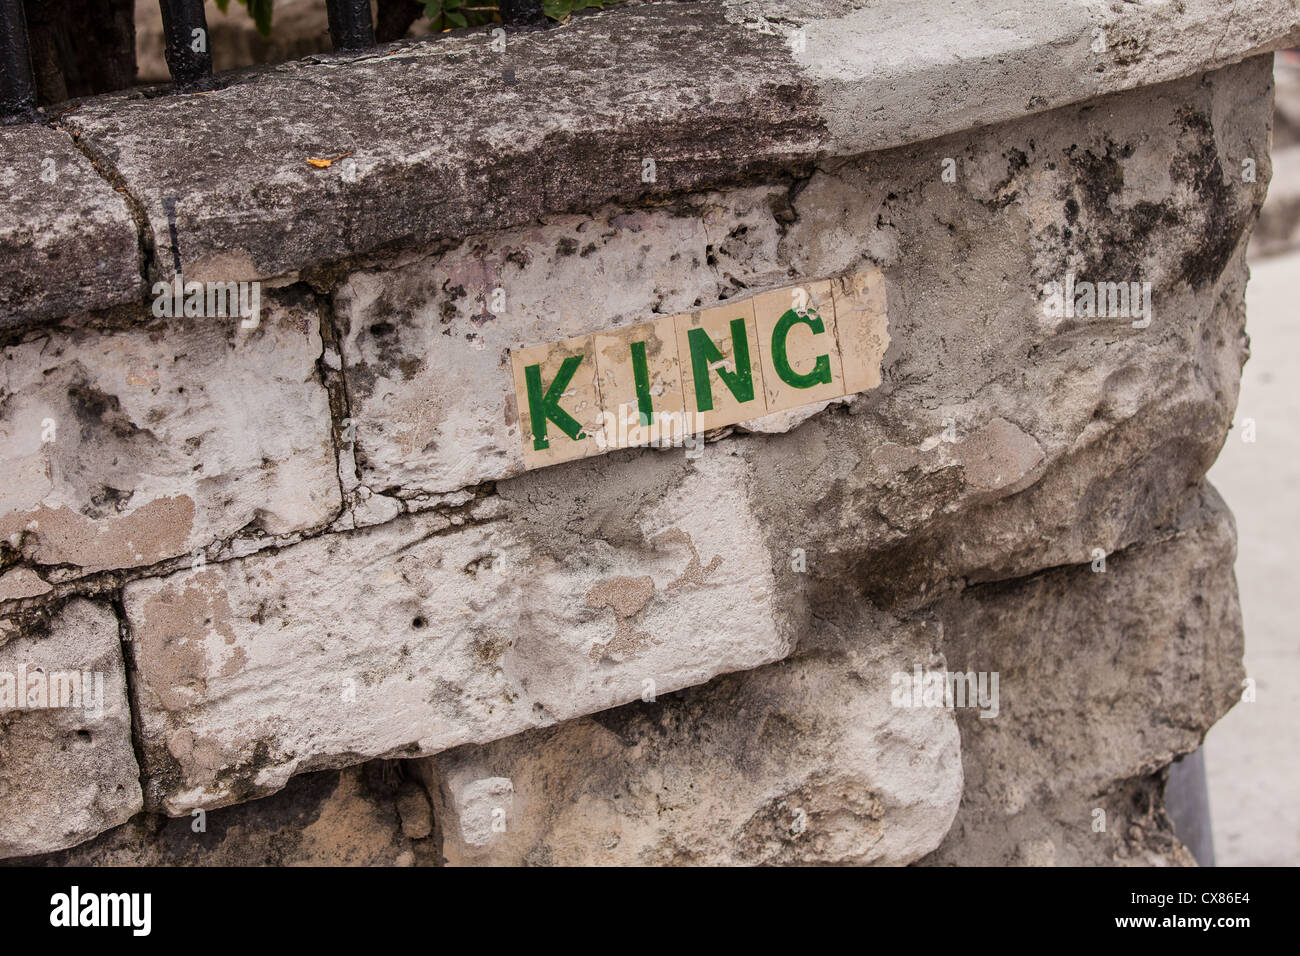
[0,0,1295,327]
[0,125,140,327]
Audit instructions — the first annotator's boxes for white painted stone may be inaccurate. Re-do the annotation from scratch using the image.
[124,452,785,813]
[335,192,787,496]
[0,301,341,581]
[0,599,142,858]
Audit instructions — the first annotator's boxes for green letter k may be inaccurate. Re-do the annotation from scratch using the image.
[524,354,587,451]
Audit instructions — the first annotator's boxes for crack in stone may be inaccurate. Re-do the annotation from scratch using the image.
[51,117,157,300]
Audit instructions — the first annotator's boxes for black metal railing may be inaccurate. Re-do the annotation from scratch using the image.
[159,0,214,92]
[0,0,551,123]
[0,0,36,124]
[325,0,374,51]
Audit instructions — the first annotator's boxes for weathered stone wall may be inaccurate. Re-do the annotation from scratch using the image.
[1,0,1293,864]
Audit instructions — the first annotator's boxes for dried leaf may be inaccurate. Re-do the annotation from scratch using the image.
[306,151,354,169]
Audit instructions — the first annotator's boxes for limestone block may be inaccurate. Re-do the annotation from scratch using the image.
[0,294,341,582]
[124,451,786,813]
[0,599,142,858]
[923,485,1243,866]
[420,604,962,866]
[0,126,139,328]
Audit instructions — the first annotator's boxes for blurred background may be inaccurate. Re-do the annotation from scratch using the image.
[1203,48,1300,868]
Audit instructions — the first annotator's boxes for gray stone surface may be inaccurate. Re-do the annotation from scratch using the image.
[760,57,1268,614]
[0,5,1279,865]
[0,598,142,858]
[108,56,1269,825]
[0,124,140,328]
[61,3,822,289]
[0,291,342,585]
[922,485,1242,866]
[333,187,802,497]
[335,57,1269,509]
[31,0,1294,304]
[419,600,961,866]
[424,485,1238,867]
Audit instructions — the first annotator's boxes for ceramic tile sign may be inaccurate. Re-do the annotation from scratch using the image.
[509,268,889,470]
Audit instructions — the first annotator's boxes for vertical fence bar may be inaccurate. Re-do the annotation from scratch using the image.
[326,0,375,51]
[0,0,37,123]
[159,0,214,91]
[500,0,547,27]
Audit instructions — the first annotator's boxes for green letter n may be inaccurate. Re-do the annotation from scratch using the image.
[687,318,754,413]
[524,354,586,451]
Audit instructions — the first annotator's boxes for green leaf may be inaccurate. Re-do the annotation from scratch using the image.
[215,0,231,13]
[446,11,468,27]
[247,0,274,38]
[543,0,623,22]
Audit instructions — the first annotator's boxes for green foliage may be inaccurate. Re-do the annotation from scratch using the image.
[420,1,491,31]
[541,0,623,22]
[421,2,624,30]
[214,0,274,38]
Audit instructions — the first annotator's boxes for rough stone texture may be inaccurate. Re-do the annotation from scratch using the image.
[922,485,1242,866]
[421,484,1239,867]
[334,192,799,496]
[419,601,961,866]
[124,449,787,814]
[0,124,140,328]
[32,0,1293,304]
[0,598,142,858]
[777,0,1297,154]
[0,3,1279,865]
[743,56,1268,616]
[339,57,1268,554]
[10,761,436,866]
[0,290,342,586]
[98,55,1268,826]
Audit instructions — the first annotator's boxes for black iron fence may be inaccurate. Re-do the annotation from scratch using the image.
[0,0,549,123]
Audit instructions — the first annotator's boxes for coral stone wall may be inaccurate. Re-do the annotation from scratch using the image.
[2,0,1295,864]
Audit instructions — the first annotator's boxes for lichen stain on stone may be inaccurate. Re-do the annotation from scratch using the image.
[474,632,509,666]
[1170,108,1244,290]
[585,575,656,663]
[0,495,196,573]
